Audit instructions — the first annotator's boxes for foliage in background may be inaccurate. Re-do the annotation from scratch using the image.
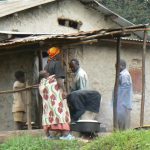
[98,0,150,24]
[82,130,150,150]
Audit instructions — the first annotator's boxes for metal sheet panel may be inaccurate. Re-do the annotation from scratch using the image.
[0,0,56,18]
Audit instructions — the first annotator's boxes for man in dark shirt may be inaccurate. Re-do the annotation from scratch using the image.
[67,90,101,122]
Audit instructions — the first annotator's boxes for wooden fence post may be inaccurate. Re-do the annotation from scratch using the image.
[26,82,32,130]
[140,30,147,126]
[113,37,121,130]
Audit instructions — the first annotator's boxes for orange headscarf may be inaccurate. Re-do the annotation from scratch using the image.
[47,47,60,59]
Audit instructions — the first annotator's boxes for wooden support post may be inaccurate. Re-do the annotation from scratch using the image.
[140,30,147,126]
[38,49,43,128]
[66,48,70,93]
[113,37,121,131]
[26,82,32,130]
[39,49,43,70]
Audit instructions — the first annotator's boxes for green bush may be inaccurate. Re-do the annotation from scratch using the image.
[0,135,84,150]
[81,130,150,150]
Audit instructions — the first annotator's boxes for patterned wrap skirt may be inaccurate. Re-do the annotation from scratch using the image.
[39,75,70,131]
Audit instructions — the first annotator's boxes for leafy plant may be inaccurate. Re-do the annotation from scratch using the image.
[98,0,150,24]
[81,130,150,150]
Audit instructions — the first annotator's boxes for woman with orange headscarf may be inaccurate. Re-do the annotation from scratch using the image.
[44,47,67,98]
[39,47,74,140]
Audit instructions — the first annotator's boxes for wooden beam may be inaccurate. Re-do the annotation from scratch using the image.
[140,30,147,126]
[59,39,98,48]
[113,37,121,130]
[81,28,148,41]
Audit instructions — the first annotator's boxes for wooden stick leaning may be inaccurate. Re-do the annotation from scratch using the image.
[0,84,39,95]
[26,82,32,130]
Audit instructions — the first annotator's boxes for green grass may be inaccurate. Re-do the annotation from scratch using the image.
[0,135,84,150]
[1,130,150,150]
[82,130,150,150]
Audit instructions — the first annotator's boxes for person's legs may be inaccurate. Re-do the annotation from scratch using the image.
[117,117,125,130]
[44,128,72,139]
[124,109,131,130]
[61,130,70,136]
[14,121,20,130]
[117,107,130,131]
[14,121,24,130]
[13,112,24,130]
[43,126,50,137]
[59,130,74,140]
[117,111,126,130]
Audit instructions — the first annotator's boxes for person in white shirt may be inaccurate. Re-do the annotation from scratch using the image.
[69,59,89,92]
[68,59,101,138]
[69,59,100,121]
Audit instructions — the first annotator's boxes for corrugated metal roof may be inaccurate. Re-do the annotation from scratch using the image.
[0,0,148,40]
[121,37,150,43]
[0,25,148,49]
[0,0,149,42]
[0,0,56,18]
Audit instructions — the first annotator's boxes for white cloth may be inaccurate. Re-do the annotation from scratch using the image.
[80,111,97,120]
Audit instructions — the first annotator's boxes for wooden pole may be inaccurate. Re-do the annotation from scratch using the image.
[39,49,43,70]
[38,49,43,128]
[26,82,32,130]
[0,85,38,95]
[113,37,121,130]
[66,48,70,93]
[140,30,147,126]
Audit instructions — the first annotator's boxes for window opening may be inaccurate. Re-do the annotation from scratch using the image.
[58,17,82,29]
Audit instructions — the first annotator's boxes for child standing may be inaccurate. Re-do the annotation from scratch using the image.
[12,71,26,130]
